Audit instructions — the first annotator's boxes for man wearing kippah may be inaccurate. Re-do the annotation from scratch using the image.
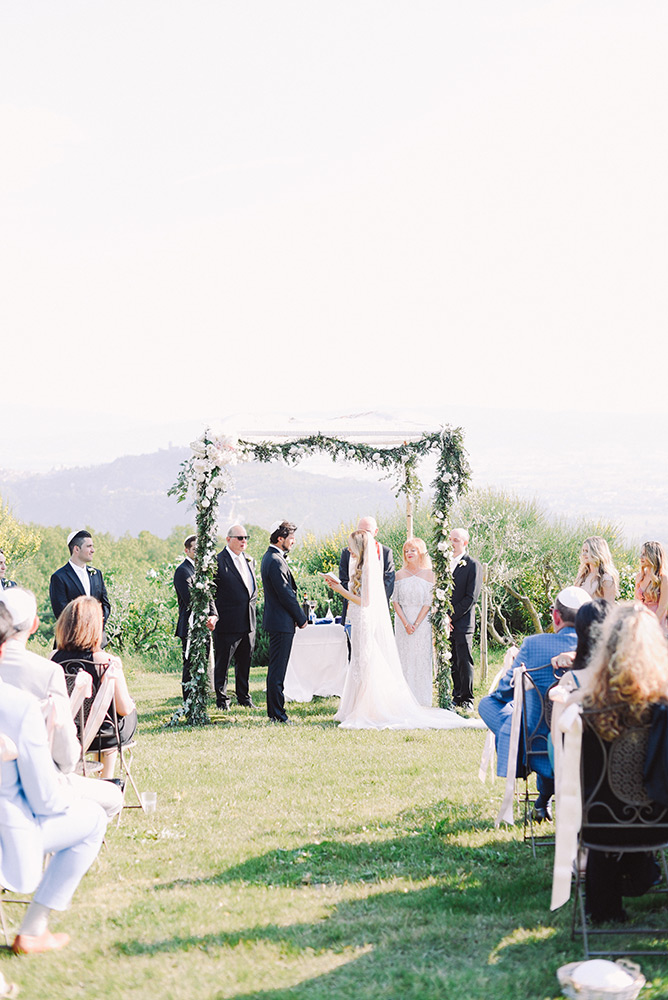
[49,530,111,645]
[478,586,592,822]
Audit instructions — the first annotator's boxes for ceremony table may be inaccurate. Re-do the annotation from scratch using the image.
[284,622,348,702]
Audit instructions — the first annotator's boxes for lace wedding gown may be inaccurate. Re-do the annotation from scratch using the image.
[334,534,483,731]
[393,575,434,706]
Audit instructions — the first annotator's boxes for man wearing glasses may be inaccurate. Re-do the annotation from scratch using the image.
[212,524,258,709]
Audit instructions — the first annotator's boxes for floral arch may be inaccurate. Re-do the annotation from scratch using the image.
[169,427,470,724]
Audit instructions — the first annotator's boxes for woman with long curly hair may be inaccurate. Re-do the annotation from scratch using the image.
[635,540,668,628]
[580,602,668,922]
[574,536,618,603]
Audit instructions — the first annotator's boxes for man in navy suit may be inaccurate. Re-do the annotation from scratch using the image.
[448,528,483,712]
[478,586,590,820]
[213,524,257,709]
[173,534,218,701]
[260,521,307,723]
[49,530,111,644]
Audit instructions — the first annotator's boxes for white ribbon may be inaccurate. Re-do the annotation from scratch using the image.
[551,702,583,909]
[82,662,119,753]
[496,666,526,826]
[69,670,93,719]
[478,652,518,784]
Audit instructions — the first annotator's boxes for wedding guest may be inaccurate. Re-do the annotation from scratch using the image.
[0,604,108,955]
[52,597,137,779]
[173,535,217,702]
[392,538,435,706]
[635,541,668,628]
[0,588,122,817]
[574,536,619,602]
[50,530,111,646]
[579,603,668,922]
[339,516,395,622]
[449,528,483,713]
[0,550,16,591]
[478,586,591,821]
[551,598,614,698]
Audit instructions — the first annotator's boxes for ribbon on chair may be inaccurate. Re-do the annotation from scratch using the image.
[551,702,583,909]
[43,693,73,752]
[82,662,119,753]
[69,670,93,719]
[478,663,511,784]
[496,666,526,826]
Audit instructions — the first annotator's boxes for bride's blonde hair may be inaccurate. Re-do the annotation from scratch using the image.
[349,530,367,595]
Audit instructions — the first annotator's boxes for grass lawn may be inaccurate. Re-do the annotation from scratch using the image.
[3,656,668,999]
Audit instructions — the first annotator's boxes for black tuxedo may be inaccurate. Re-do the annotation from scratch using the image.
[339,542,395,621]
[449,552,483,706]
[173,558,196,699]
[50,562,111,646]
[260,545,307,722]
[213,547,257,707]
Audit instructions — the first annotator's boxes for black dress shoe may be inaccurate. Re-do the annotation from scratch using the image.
[532,802,553,823]
[216,702,229,710]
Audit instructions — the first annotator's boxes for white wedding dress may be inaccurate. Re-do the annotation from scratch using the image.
[335,533,484,731]
[393,574,434,706]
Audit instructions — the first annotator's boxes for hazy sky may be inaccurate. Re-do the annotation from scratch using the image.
[2,1,667,471]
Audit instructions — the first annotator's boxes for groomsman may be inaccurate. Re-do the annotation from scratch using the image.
[213,524,257,709]
[339,516,395,621]
[261,521,307,723]
[49,530,111,644]
[173,535,217,701]
[449,528,483,713]
[0,550,16,591]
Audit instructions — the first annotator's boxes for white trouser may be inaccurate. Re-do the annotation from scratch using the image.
[34,799,107,911]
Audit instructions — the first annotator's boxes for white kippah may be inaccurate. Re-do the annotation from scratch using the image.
[269,520,282,534]
[556,586,592,611]
[0,587,37,627]
[67,529,86,546]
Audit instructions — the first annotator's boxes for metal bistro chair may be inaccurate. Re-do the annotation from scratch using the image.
[572,713,668,958]
[520,666,559,856]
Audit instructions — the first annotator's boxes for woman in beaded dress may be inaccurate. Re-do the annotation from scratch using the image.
[392,538,435,706]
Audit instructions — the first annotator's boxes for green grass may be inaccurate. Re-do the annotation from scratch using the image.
[4,659,668,999]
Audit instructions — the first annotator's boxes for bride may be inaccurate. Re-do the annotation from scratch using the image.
[324,531,483,731]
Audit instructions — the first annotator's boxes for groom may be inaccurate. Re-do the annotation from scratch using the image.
[260,521,307,723]
[49,530,111,645]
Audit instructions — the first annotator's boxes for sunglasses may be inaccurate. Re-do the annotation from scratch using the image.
[231,535,249,541]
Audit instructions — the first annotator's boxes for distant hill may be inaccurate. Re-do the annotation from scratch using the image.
[0,447,402,537]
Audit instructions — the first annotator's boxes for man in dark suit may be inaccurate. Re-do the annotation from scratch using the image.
[449,527,483,713]
[339,516,395,622]
[173,535,218,701]
[0,550,17,592]
[49,530,111,644]
[260,520,307,723]
[213,524,257,709]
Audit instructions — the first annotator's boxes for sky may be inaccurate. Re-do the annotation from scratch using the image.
[2,1,668,473]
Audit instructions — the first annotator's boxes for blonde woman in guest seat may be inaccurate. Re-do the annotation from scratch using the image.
[392,538,435,706]
[574,536,619,603]
[635,540,668,629]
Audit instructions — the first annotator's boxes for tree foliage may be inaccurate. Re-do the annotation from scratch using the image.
[0,496,41,568]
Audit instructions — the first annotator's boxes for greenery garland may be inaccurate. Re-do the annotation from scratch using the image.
[169,426,470,723]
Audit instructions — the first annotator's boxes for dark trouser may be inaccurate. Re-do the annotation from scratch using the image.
[266,631,295,721]
[451,630,475,704]
[213,630,255,707]
[181,636,191,702]
[585,849,660,922]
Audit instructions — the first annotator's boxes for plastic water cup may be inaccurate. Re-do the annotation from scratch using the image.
[141,791,157,814]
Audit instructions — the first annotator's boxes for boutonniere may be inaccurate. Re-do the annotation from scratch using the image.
[87,567,97,577]
[457,560,466,569]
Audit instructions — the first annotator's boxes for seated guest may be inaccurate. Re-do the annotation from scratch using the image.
[551,598,615,697]
[580,602,668,922]
[52,597,137,780]
[478,586,591,821]
[0,604,108,955]
[0,549,16,592]
[574,536,619,602]
[635,540,668,628]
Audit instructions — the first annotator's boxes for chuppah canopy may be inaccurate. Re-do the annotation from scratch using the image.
[169,418,470,724]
